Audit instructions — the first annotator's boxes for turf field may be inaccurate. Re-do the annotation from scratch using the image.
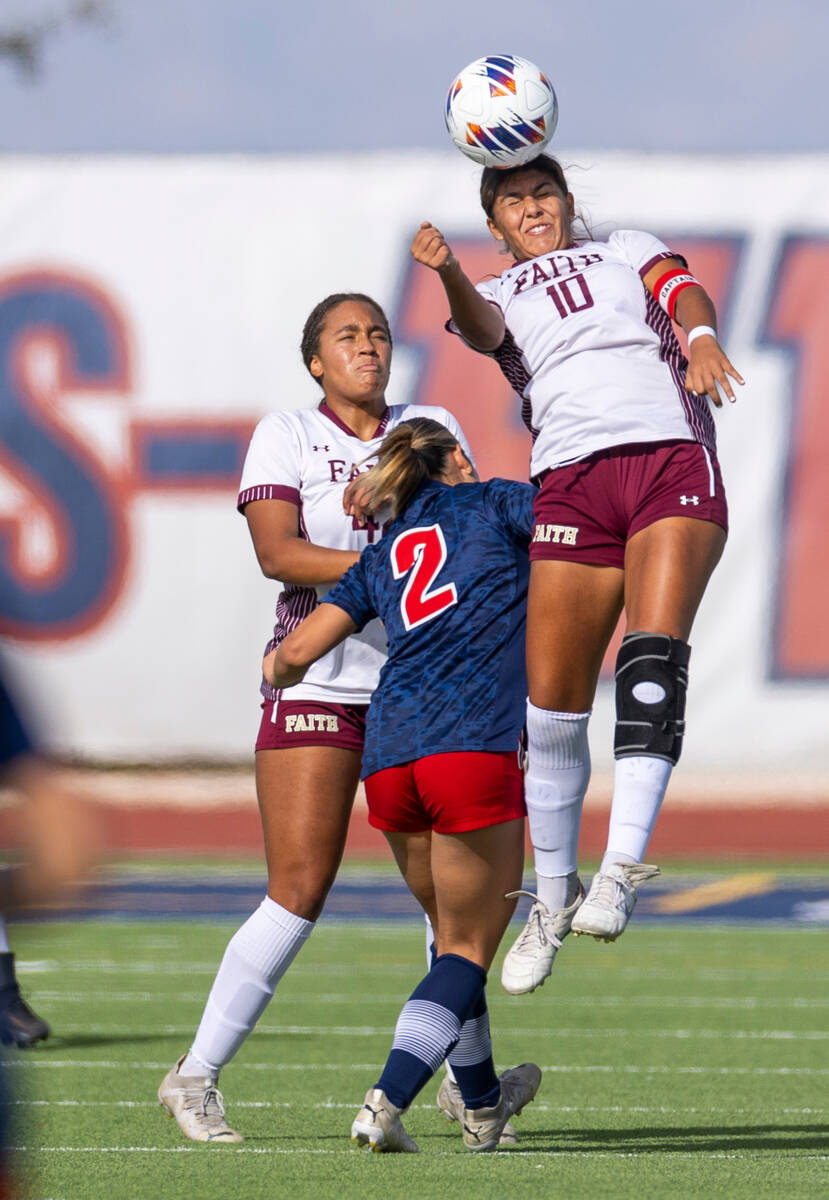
[5,902,828,1200]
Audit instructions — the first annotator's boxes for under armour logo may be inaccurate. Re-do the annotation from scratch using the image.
[680,495,699,505]
[312,444,330,452]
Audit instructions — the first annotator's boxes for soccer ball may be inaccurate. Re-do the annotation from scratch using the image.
[445,54,558,169]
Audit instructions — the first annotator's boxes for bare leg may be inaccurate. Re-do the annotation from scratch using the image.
[435,820,524,968]
[384,829,438,936]
[257,745,362,920]
[624,517,726,637]
[526,559,624,711]
[385,820,525,969]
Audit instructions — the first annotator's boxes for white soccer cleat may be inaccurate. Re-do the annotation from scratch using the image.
[158,1055,243,1143]
[461,1063,542,1152]
[436,1074,518,1146]
[500,885,584,995]
[351,1087,419,1153]
[571,862,661,941]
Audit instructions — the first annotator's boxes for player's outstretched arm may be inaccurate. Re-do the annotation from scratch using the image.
[643,257,745,408]
[674,287,745,407]
[410,221,505,351]
[263,604,358,689]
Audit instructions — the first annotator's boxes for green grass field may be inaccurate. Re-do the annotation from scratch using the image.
[6,915,828,1200]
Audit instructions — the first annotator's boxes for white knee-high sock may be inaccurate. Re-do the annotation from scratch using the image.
[184,897,313,1076]
[601,755,673,871]
[525,703,591,911]
[0,915,9,954]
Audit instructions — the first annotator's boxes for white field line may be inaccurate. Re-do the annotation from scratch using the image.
[6,1099,826,1115]
[4,1060,828,1076]
[29,961,829,981]
[22,962,432,977]
[29,990,829,1009]
[12,1147,829,1160]
[47,1023,829,1040]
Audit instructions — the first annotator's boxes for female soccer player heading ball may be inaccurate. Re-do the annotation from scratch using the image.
[410,154,744,994]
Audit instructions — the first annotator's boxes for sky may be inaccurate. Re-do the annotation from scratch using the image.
[0,0,826,155]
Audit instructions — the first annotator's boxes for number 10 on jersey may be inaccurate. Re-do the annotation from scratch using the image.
[546,272,594,318]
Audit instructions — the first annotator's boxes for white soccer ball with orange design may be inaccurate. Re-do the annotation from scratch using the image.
[445,54,558,169]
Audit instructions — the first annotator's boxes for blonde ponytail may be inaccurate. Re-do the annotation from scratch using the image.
[357,419,459,519]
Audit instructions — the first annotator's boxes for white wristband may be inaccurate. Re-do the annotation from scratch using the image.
[687,325,717,345]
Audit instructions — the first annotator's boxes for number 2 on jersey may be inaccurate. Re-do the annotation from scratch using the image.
[391,524,458,632]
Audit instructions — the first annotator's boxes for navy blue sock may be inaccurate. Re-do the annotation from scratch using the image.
[428,940,499,1107]
[446,986,500,1109]
[376,954,486,1110]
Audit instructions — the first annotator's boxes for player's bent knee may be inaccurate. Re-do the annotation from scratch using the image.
[613,631,691,766]
[267,870,338,921]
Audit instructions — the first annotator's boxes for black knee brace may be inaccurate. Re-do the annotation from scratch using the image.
[613,632,691,765]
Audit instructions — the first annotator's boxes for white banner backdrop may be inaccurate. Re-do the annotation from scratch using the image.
[0,152,827,771]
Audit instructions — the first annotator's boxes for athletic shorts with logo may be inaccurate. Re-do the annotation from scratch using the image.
[530,439,728,568]
[255,699,368,752]
[365,750,526,835]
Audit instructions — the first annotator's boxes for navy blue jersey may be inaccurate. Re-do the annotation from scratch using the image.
[325,478,535,778]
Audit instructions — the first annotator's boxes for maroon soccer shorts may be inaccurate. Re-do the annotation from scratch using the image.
[530,439,729,568]
[364,750,526,835]
[255,699,368,752]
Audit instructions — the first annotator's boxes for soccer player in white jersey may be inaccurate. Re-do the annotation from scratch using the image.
[159,293,471,1142]
[411,154,744,993]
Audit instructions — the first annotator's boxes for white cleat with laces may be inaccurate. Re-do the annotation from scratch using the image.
[500,884,584,995]
[571,862,661,941]
[158,1055,242,1143]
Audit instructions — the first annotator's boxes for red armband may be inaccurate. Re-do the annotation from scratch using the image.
[653,268,700,320]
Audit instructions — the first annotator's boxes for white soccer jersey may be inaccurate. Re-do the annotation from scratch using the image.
[462,230,716,477]
[238,402,472,705]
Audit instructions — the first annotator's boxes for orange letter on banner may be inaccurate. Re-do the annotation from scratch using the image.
[762,236,829,678]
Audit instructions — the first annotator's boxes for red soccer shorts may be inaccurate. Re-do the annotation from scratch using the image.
[255,699,368,752]
[364,750,526,835]
[530,439,728,568]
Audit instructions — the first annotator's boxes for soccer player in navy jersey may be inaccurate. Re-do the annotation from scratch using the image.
[264,418,542,1152]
